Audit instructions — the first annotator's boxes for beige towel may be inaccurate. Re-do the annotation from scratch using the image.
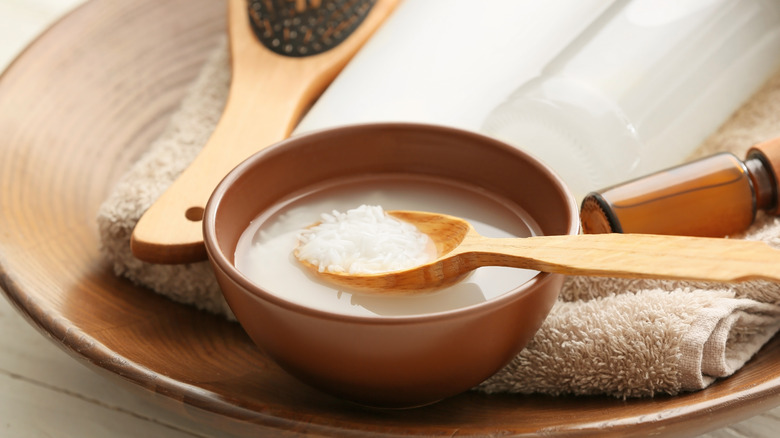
[97,40,780,399]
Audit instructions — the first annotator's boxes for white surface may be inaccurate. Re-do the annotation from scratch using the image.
[1,1,779,436]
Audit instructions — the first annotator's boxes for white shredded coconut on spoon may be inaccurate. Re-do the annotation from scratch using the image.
[295,205,434,274]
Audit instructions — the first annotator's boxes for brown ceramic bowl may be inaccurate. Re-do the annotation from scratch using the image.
[203,123,578,408]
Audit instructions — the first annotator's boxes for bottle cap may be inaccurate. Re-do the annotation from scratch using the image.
[580,192,621,234]
[747,136,780,215]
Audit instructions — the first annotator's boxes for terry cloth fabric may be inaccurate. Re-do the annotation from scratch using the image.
[97,40,780,399]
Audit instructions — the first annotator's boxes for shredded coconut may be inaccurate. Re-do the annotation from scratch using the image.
[295,205,434,274]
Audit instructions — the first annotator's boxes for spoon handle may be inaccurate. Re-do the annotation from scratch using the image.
[129,0,400,264]
[468,233,780,282]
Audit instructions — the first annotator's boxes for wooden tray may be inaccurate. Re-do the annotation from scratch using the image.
[2,0,780,435]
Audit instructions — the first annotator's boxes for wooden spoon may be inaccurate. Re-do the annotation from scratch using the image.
[297,210,780,294]
[130,0,399,264]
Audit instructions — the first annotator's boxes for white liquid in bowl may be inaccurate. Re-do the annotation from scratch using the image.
[234,174,543,317]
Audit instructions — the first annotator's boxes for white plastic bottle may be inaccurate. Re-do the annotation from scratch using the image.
[294,0,614,134]
[481,0,780,200]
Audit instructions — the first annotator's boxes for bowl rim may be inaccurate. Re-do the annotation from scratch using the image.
[203,122,579,324]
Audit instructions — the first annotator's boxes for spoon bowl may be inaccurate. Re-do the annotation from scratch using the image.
[297,210,780,294]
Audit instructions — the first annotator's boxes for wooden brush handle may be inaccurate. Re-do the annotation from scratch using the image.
[465,233,780,283]
[131,0,399,264]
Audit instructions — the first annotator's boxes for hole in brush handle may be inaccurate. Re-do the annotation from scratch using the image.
[186,206,205,222]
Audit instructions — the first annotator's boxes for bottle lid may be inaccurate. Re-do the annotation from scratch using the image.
[747,137,780,215]
[580,193,622,234]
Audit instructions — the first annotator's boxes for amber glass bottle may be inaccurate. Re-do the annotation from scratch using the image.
[581,137,780,237]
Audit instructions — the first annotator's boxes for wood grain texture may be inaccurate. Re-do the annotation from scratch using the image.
[130,0,400,265]
[2,0,780,436]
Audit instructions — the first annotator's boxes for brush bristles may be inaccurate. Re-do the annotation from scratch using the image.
[247,0,376,57]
